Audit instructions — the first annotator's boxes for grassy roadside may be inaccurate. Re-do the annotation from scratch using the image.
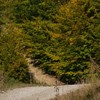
[0,79,48,93]
[0,81,35,92]
[52,82,100,100]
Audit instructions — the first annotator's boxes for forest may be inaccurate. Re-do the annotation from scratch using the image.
[0,0,100,84]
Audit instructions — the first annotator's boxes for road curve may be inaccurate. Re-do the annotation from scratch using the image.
[0,84,87,100]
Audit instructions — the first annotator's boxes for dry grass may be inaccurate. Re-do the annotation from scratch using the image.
[52,82,100,100]
[0,79,41,93]
[27,58,63,86]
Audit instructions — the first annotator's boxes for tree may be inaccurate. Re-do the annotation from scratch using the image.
[0,24,30,83]
[1,0,99,84]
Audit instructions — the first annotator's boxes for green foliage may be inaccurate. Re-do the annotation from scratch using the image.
[0,24,30,83]
[12,0,58,22]
[0,0,100,84]
[4,59,30,83]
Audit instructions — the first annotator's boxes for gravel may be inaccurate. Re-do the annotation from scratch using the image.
[0,84,86,100]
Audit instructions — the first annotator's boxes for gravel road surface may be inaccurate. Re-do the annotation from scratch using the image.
[0,84,86,100]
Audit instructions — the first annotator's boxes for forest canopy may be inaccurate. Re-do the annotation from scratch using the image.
[0,0,100,84]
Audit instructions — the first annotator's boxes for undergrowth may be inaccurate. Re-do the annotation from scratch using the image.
[52,82,100,100]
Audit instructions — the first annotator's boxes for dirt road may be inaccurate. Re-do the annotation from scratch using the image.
[0,84,87,100]
[27,58,63,85]
[0,58,88,100]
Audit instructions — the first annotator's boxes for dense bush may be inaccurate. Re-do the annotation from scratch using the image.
[0,0,100,84]
[0,24,30,83]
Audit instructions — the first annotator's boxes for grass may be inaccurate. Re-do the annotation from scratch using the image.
[0,78,48,93]
[0,77,53,93]
[0,81,35,92]
[52,82,100,100]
